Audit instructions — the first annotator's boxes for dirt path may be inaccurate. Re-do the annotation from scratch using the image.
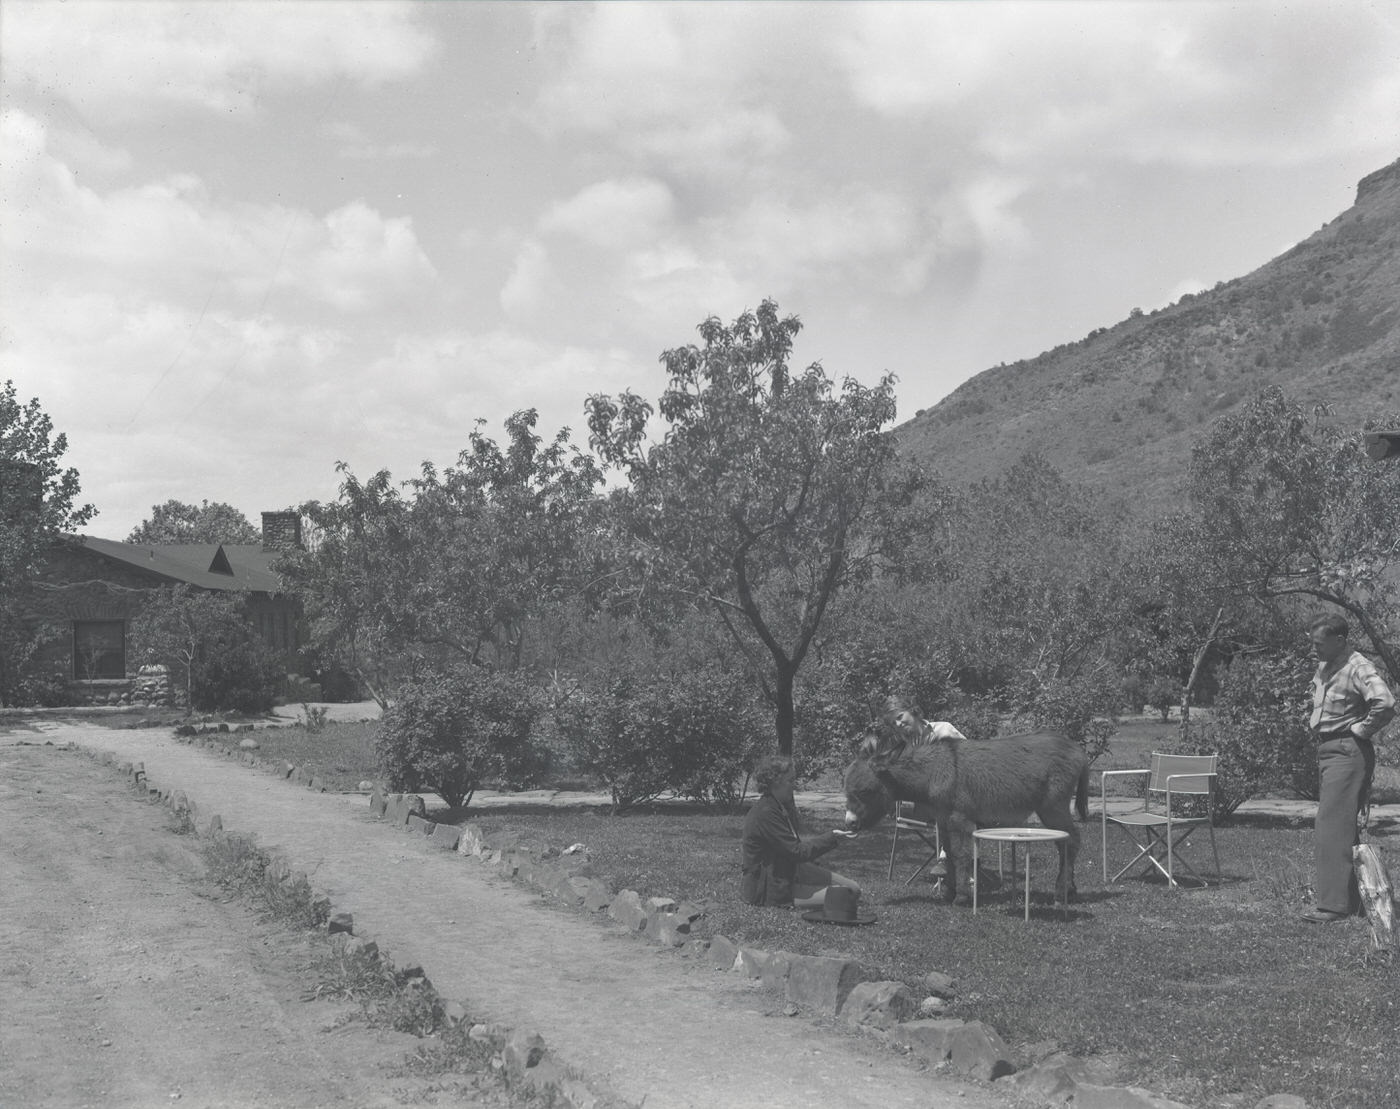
[0,742,530,1109]
[2,720,1014,1109]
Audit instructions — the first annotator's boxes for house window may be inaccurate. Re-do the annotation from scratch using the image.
[73,620,125,680]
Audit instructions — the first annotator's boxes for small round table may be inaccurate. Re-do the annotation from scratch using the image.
[972,827,1071,921]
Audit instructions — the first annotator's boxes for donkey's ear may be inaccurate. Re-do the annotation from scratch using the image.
[868,740,906,773]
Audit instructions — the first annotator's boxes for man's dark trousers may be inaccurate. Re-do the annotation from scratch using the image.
[1314,733,1375,915]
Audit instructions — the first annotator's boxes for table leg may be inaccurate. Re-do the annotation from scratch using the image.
[1023,847,1031,922]
[972,838,979,915]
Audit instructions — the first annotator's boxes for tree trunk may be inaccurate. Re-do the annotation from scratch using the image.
[775,664,795,756]
[1353,843,1399,950]
[1180,607,1225,745]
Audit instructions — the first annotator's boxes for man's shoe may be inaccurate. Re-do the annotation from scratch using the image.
[1301,907,1350,924]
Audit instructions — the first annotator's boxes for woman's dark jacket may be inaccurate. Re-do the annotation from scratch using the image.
[739,792,839,906]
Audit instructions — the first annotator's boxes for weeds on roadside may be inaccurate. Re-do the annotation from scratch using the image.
[201,834,329,929]
[308,942,446,1035]
[196,828,593,1108]
[166,809,196,836]
[302,703,330,733]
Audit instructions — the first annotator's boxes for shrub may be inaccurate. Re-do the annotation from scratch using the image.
[377,667,544,809]
[15,670,68,708]
[554,665,763,813]
[1180,651,1315,819]
[192,628,283,714]
[1147,676,1181,722]
[796,587,964,774]
[1012,673,1119,765]
[129,585,283,714]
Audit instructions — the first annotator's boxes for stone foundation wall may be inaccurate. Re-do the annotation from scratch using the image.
[64,664,174,708]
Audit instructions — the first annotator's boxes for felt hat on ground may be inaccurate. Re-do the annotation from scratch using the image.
[801,885,877,926]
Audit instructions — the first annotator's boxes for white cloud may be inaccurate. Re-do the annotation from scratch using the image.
[541,177,676,249]
[831,2,1400,168]
[4,0,437,119]
[2,109,438,314]
[327,120,437,161]
[499,237,564,319]
[305,202,439,312]
[530,4,799,178]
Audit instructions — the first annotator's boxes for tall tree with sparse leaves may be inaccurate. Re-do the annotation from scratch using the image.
[1,381,96,705]
[586,300,917,756]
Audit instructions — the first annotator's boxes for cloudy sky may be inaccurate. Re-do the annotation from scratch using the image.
[3,1,1397,539]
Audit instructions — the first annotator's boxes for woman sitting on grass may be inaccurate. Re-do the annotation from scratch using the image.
[739,755,860,910]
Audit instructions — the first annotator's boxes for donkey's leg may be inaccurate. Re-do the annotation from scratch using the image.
[1038,804,1081,903]
[944,815,978,905]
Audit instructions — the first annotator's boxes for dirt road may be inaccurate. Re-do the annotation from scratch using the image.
[1,720,1013,1109]
[0,742,531,1109]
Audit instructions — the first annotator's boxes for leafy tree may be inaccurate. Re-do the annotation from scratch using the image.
[402,410,605,671]
[280,467,416,708]
[1182,650,1316,818]
[1,381,96,705]
[377,667,545,809]
[586,300,917,755]
[889,455,1131,760]
[281,411,603,707]
[128,584,282,713]
[127,499,260,545]
[1178,387,1400,684]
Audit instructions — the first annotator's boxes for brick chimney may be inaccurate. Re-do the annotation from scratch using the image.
[261,510,303,552]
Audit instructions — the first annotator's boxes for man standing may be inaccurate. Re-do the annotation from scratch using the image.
[1303,614,1396,923]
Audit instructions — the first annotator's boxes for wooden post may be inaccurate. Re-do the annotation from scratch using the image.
[1353,843,1399,950]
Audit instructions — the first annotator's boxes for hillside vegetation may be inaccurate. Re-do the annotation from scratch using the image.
[897,157,1400,511]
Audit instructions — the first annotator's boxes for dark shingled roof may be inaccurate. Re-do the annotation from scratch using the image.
[79,536,288,594]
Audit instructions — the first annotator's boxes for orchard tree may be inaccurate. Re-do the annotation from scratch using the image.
[907,455,1133,759]
[280,410,603,707]
[404,409,605,672]
[1,381,96,704]
[586,300,918,756]
[128,499,260,544]
[278,468,414,709]
[1180,387,1400,684]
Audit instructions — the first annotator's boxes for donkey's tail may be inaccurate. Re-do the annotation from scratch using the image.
[1075,764,1090,822]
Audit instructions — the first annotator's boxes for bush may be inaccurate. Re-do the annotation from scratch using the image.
[192,628,283,714]
[1147,676,1181,722]
[129,585,283,714]
[797,588,963,774]
[1180,651,1315,819]
[554,665,763,813]
[377,667,544,809]
[15,670,68,708]
[1012,673,1119,765]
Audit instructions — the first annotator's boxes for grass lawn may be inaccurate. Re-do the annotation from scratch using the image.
[242,719,382,791]
[106,711,1400,1106]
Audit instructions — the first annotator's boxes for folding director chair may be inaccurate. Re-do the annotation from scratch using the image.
[1101,752,1221,888]
[888,801,945,887]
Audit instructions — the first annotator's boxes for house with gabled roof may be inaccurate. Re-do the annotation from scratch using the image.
[28,511,305,706]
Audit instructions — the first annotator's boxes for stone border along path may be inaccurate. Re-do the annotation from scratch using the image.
[10,720,1018,1109]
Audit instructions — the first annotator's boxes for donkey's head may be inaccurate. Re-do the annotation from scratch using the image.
[843,718,909,830]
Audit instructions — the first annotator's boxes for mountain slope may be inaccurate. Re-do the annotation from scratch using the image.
[897,157,1400,512]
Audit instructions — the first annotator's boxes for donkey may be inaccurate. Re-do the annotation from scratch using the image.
[844,716,1089,905]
